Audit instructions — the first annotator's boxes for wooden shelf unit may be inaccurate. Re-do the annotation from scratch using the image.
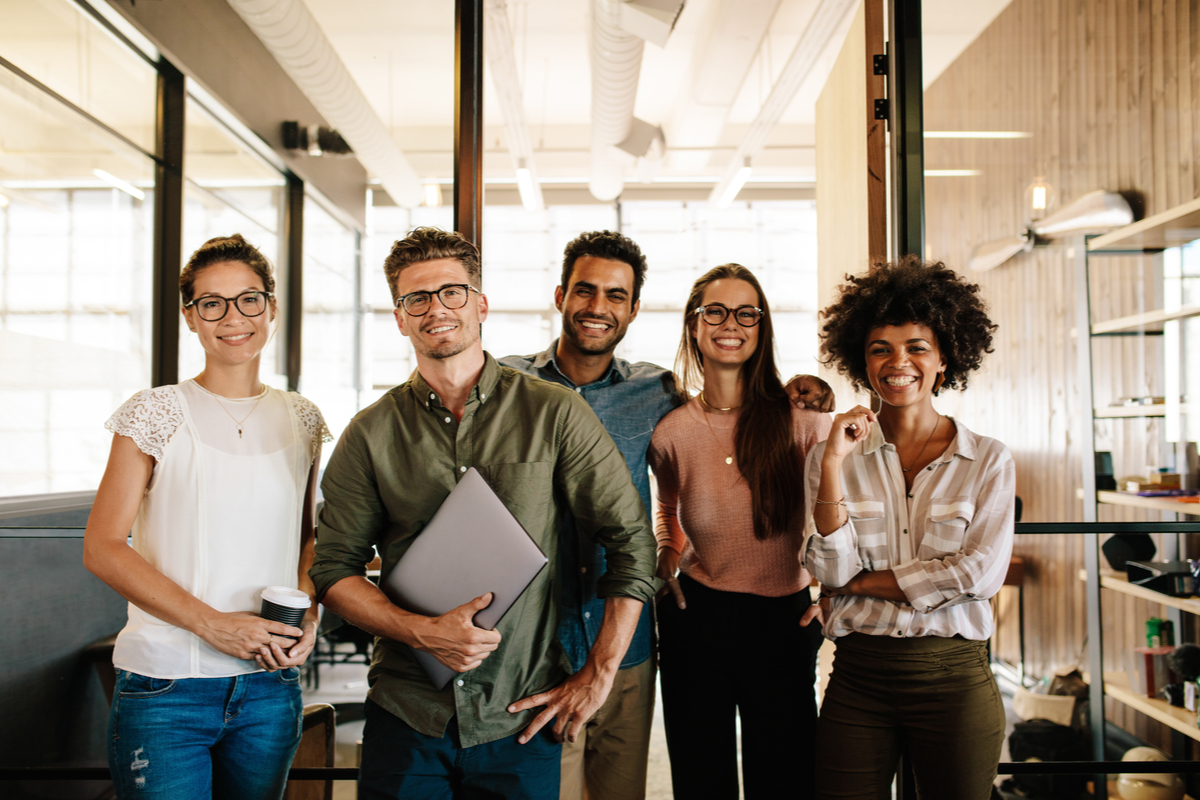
[1088,196,1200,251]
[1094,404,1170,418]
[1103,671,1200,742]
[1097,490,1200,516]
[1091,305,1200,335]
[1096,572,1200,614]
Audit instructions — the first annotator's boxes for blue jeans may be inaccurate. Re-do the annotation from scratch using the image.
[358,698,562,799]
[107,668,303,800]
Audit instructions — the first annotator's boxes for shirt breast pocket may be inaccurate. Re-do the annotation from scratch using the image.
[476,462,555,547]
[846,497,889,571]
[922,497,976,558]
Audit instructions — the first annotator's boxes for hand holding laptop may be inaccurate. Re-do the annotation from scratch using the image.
[410,592,502,673]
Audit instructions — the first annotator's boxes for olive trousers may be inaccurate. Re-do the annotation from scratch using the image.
[814,633,1005,800]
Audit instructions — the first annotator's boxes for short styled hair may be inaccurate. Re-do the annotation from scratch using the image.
[819,256,997,392]
[561,230,648,303]
[179,234,275,305]
[383,227,482,305]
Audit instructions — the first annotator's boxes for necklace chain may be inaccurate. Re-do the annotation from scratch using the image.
[698,395,735,466]
[196,378,266,439]
[699,390,740,413]
[898,415,942,473]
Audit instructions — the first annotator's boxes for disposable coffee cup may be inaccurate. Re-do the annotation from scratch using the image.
[260,586,312,640]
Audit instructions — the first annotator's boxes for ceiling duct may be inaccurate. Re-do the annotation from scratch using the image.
[589,0,646,200]
[227,0,423,207]
[706,0,857,206]
[619,0,686,48]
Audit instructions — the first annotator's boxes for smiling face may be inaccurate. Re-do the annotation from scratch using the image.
[864,322,947,408]
[181,260,275,367]
[393,257,488,361]
[555,255,640,358]
[691,278,761,370]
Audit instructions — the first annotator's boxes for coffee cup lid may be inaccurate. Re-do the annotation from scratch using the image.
[261,586,312,609]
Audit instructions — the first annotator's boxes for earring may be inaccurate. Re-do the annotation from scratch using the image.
[933,372,945,396]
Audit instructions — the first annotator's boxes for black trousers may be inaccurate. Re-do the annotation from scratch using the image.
[656,574,822,800]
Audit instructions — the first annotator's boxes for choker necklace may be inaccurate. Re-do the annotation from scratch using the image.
[899,415,942,473]
[699,391,740,412]
[195,377,266,439]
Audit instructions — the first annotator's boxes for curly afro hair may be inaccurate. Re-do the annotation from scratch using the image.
[819,256,997,393]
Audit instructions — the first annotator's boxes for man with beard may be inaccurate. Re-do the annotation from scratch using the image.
[501,230,833,800]
[311,227,659,799]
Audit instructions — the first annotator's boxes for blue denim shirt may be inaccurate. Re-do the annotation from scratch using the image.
[500,341,682,671]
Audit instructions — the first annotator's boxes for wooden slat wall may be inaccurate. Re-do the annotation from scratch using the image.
[924,0,1200,749]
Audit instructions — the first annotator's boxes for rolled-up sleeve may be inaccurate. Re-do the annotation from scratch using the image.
[309,420,387,601]
[892,451,1016,612]
[554,393,661,604]
[802,443,864,588]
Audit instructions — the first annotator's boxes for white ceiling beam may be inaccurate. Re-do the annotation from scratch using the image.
[590,0,646,201]
[665,0,782,172]
[485,0,545,211]
[706,0,857,206]
[226,0,423,207]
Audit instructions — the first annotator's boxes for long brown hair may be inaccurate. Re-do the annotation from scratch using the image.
[673,264,801,540]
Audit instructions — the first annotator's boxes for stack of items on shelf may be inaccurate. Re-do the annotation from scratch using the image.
[1122,469,1198,499]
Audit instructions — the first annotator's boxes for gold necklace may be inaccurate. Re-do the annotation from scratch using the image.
[898,415,942,473]
[196,378,266,439]
[698,396,735,466]
[699,390,740,412]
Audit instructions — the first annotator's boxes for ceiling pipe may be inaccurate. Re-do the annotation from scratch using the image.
[706,0,857,206]
[485,0,545,211]
[665,0,782,173]
[226,0,423,208]
[589,0,645,201]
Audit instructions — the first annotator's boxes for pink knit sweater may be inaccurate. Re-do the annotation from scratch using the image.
[648,399,832,596]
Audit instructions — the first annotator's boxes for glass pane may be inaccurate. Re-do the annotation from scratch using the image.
[1,0,157,153]
[0,73,155,496]
[301,195,359,458]
[179,93,286,385]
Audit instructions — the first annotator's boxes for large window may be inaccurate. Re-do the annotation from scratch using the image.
[0,1,157,496]
[361,199,819,404]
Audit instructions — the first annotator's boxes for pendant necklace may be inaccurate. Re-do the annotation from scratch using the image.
[899,415,942,473]
[699,391,738,465]
[197,377,266,439]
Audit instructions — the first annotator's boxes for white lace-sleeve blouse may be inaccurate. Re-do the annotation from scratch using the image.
[104,380,332,679]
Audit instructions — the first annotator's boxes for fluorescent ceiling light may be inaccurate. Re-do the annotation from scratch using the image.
[422,182,442,207]
[925,170,982,177]
[516,160,538,212]
[716,158,753,209]
[371,174,816,187]
[925,131,1031,139]
[0,193,7,208]
[93,169,145,200]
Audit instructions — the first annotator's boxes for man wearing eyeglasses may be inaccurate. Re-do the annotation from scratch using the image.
[310,227,659,799]
[500,231,834,800]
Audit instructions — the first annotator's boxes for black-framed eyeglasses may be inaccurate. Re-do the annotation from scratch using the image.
[693,304,763,327]
[397,284,480,316]
[184,291,274,322]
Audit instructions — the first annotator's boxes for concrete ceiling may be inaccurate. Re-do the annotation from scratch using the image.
[300,0,1014,190]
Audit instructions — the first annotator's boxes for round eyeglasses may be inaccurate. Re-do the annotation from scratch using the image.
[184,291,274,322]
[693,304,763,328]
[397,284,480,316]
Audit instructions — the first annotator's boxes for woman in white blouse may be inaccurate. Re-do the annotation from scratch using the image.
[804,257,1014,800]
[84,234,330,800]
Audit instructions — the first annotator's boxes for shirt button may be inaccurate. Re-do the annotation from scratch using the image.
[456,679,464,687]
[481,393,486,400]
[430,392,436,399]
[444,417,452,423]
[575,388,582,393]
[584,612,591,619]
[581,567,587,574]
[459,466,467,473]
[907,493,913,499]
[903,529,908,534]
[927,466,933,471]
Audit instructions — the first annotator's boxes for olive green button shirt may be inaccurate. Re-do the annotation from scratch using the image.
[310,353,659,747]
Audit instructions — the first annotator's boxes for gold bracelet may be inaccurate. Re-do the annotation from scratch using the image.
[814,497,845,506]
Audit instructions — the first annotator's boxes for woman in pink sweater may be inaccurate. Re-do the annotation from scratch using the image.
[648,263,831,799]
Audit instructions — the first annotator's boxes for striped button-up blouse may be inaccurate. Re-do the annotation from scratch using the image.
[802,418,1015,641]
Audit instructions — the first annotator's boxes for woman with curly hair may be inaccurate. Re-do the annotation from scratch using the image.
[804,256,1014,800]
[648,264,830,798]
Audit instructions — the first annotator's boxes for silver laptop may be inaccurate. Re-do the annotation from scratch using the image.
[381,467,548,689]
